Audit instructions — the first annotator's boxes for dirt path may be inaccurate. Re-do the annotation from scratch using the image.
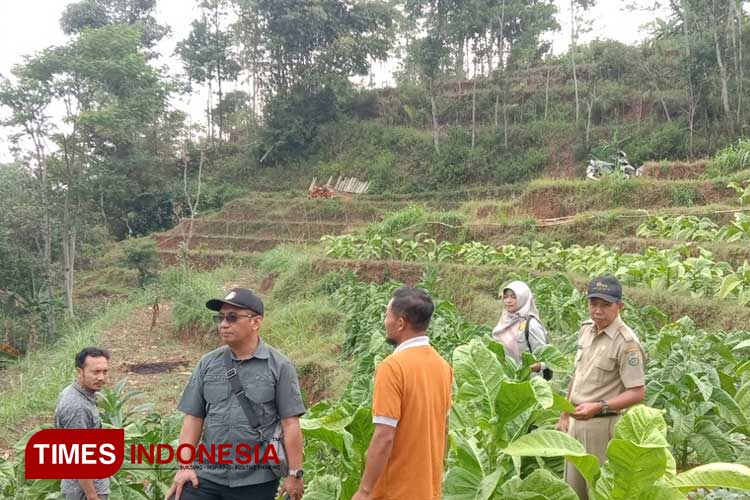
[102,302,208,418]
[0,303,208,460]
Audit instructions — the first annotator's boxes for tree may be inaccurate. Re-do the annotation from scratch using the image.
[60,0,170,54]
[120,237,161,287]
[235,0,396,94]
[177,0,241,143]
[0,164,47,300]
[0,76,54,275]
[17,23,167,314]
[230,0,396,159]
[569,0,595,124]
[410,34,449,154]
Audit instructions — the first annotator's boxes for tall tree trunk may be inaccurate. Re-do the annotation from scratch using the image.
[456,38,465,79]
[733,0,743,123]
[206,78,214,145]
[186,148,205,248]
[217,67,224,141]
[494,93,500,129]
[714,28,734,129]
[30,126,55,339]
[214,4,224,141]
[59,127,78,316]
[712,0,734,130]
[62,193,76,315]
[429,79,440,154]
[585,82,595,146]
[544,67,551,120]
[571,0,580,123]
[497,0,506,69]
[487,30,494,73]
[495,1,506,143]
[471,65,477,150]
[680,0,696,156]
[503,102,509,149]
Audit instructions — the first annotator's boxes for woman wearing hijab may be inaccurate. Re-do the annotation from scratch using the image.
[492,280,550,375]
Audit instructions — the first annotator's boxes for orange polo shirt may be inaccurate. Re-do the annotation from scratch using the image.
[371,337,453,500]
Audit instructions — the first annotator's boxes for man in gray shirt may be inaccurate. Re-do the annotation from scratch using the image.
[166,288,306,500]
[54,347,111,500]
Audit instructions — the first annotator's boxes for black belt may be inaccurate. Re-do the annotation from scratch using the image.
[592,412,620,419]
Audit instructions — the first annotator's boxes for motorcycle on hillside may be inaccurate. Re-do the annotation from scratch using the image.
[586,150,643,180]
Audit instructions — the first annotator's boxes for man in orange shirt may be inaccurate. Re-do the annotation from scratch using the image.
[353,287,453,500]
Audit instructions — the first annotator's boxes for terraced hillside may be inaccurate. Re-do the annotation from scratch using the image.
[147,174,750,331]
[155,176,749,268]
[154,194,464,266]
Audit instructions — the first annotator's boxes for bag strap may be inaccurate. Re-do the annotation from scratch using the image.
[523,317,533,354]
[222,347,268,439]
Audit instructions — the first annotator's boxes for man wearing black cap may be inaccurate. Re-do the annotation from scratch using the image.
[165,288,306,500]
[556,276,646,500]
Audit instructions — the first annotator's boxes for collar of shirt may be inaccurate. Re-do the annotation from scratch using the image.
[394,335,430,353]
[72,380,98,404]
[229,337,270,360]
[593,316,621,339]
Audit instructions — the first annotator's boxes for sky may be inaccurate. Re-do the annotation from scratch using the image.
[0,0,671,163]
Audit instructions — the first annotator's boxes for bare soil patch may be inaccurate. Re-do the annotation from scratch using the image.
[127,360,189,375]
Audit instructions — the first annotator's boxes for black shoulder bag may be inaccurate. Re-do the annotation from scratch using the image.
[222,347,288,478]
[524,318,553,381]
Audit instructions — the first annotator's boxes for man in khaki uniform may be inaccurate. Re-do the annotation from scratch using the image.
[556,276,646,500]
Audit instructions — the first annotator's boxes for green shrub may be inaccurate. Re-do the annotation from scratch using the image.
[160,267,232,336]
[669,185,699,206]
[626,121,688,164]
[120,237,161,287]
[598,176,638,205]
[259,245,320,301]
[365,151,396,194]
[494,148,548,183]
[708,138,750,176]
[431,127,476,185]
[366,205,427,237]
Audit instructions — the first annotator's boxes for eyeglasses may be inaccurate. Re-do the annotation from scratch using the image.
[213,312,257,324]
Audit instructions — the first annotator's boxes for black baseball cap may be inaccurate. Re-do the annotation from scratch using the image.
[587,275,623,303]
[206,288,264,316]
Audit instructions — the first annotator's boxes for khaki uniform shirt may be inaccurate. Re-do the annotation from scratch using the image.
[569,316,646,406]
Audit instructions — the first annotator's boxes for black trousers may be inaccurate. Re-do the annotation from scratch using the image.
[173,477,279,500]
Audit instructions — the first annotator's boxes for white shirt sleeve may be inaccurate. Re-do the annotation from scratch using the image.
[372,415,399,428]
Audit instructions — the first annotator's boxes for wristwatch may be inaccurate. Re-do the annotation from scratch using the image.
[289,469,304,479]
[598,400,609,415]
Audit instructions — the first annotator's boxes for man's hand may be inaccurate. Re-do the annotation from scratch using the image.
[352,488,373,500]
[279,476,304,500]
[556,413,570,432]
[571,402,603,421]
[165,468,199,500]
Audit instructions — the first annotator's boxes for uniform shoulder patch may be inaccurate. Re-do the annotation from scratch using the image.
[626,351,640,367]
